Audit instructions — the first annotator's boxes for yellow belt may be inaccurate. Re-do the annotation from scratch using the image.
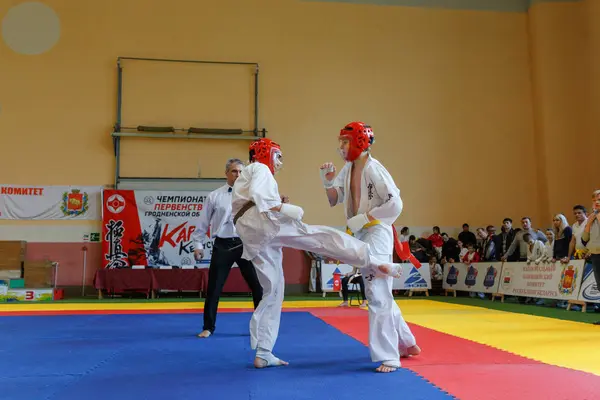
[346,219,381,236]
[341,219,382,266]
[574,249,587,260]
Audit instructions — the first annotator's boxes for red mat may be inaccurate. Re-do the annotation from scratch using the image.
[314,310,600,400]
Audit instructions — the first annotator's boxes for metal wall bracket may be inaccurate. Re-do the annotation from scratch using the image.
[111,56,267,189]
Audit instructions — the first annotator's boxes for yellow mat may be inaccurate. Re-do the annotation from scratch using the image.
[397,300,600,377]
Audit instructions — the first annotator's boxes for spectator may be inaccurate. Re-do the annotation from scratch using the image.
[502,217,547,262]
[476,227,496,261]
[582,189,600,325]
[428,226,443,259]
[458,240,468,260]
[568,205,588,260]
[462,243,480,264]
[338,267,367,309]
[399,227,410,242]
[495,218,518,261]
[429,255,443,281]
[458,224,477,247]
[552,213,572,262]
[409,235,428,263]
[525,233,545,265]
[542,229,555,263]
[566,205,596,311]
[441,233,460,264]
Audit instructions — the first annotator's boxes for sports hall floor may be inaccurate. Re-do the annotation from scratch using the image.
[1,295,599,400]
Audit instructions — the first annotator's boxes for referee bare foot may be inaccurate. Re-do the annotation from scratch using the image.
[197,330,211,338]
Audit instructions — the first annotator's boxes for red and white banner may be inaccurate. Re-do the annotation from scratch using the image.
[102,189,213,268]
[498,260,584,301]
[0,185,101,220]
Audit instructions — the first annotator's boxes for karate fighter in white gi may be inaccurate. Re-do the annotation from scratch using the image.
[232,138,406,369]
[320,121,421,373]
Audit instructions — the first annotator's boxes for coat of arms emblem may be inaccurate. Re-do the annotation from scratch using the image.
[558,264,578,296]
[61,189,89,216]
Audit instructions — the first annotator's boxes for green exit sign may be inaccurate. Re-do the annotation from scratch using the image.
[90,233,100,242]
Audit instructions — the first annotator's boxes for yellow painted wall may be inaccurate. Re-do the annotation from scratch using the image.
[0,0,592,231]
[528,1,591,224]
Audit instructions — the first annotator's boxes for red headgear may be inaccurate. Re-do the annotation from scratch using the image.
[338,122,374,162]
[249,138,282,174]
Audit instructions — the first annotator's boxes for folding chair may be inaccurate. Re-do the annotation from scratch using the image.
[348,275,364,307]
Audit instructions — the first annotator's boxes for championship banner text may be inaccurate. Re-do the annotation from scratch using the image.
[102,189,213,269]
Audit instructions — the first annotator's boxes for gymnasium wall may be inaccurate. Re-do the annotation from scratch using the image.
[527,0,594,222]
[0,0,594,289]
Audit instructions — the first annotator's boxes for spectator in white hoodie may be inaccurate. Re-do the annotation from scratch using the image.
[525,233,545,265]
[542,229,555,263]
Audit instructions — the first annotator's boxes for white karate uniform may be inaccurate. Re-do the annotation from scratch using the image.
[527,240,546,264]
[232,162,399,355]
[541,240,554,263]
[332,155,416,368]
[572,220,586,251]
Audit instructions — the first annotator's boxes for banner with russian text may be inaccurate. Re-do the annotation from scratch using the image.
[498,260,584,301]
[102,189,214,269]
[442,262,502,294]
[576,262,600,304]
[0,185,101,220]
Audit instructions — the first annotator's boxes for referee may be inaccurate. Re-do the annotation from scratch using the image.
[192,158,263,338]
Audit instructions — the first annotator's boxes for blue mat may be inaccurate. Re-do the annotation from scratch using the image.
[0,312,452,400]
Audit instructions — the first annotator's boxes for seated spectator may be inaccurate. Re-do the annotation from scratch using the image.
[458,240,468,260]
[399,226,410,242]
[441,233,460,264]
[409,235,429,263]
[428,256,443,281]
[462,243,480,264]
[338,267,366,308]
[417,236,436,260]
[428,226,444,259]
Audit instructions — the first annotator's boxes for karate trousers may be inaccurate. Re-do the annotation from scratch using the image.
[244,219,395,354]
[355,225,417,368]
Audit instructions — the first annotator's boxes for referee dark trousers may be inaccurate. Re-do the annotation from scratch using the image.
[203,236,263,334]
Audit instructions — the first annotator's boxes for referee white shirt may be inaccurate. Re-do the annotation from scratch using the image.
[192,184,238,251]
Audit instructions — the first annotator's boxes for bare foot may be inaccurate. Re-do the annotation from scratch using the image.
[407,345,421,356]
[254,356,289,369]
[359,302,367,309]
[401,344,421,358]
[375,363,398,373]
[338,302,349,307]
[197,330,211,338]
